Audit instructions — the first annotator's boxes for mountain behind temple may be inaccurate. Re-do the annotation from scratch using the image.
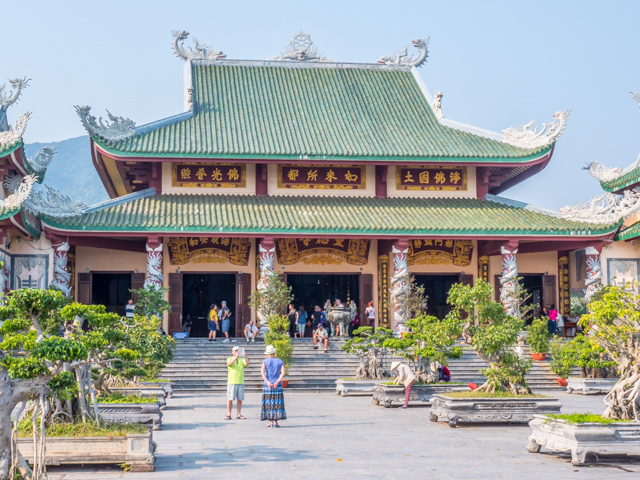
[25,136,109,206]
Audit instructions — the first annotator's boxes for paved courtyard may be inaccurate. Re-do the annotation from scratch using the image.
[48,391,640,480]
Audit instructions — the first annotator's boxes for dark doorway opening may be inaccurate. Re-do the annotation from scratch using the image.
[522,274,543,325]
[182,274,236,338]
[287,274,360,314]
[92,273,132,317]
[413,274,459,319]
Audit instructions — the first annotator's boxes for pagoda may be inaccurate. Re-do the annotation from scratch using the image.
[35,31,620,336]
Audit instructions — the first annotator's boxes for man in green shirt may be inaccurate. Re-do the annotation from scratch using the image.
[226,346,250,420]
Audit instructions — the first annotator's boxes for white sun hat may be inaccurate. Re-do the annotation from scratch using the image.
[390,361,401,371]
[264,345,276,355]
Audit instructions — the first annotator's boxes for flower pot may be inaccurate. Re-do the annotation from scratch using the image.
[281,379,289,388]
[557,378,568,386]
[531,352,547,361]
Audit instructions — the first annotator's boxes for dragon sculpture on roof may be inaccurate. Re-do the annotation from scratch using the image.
[267,31,333,62]
[0,77,30,110]
[502,109,571,150]
[1,174,37,209]
[377,38,429,67]
[172,30,227,61]
[584,161,624,183]
[25,146,56,180]
[75,105,136,142]
[560,187,640,224]
[0,112,31,149]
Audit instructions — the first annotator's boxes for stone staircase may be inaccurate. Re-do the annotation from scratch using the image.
[162,338,564,392]
[161,338,360,392]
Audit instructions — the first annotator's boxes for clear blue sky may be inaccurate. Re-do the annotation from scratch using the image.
[3,0,640,210]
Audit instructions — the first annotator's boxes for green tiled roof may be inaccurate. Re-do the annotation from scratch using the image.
[0,141,22,161]
[41,194,618,237]
[96,64,552,162]
[614,222,640,241]
[601,166,640,192]
[0,206,20,221]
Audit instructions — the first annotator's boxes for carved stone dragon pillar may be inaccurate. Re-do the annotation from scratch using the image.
[499,242,519,318]
[584,246,603,306]
[390,239,410,334]
[144,239,164,289]
[51,242,71,297]
[0,251,9,297]
[257,238,276,331]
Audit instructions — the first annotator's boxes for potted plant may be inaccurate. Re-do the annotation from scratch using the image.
[527,284,640,465]
[338,326,395,396]
[527,318,549,360]
[429,279,561,427]
[548,336,572,386]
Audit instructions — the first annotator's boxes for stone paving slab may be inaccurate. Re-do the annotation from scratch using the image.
[47,391,640,479]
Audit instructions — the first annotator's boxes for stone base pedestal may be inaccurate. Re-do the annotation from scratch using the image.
[98,403,163,430]
[527,415,640,465]
[566,377,618,395]
[335,379,377,396]
[372,383,469,408]
[429,394,562,427]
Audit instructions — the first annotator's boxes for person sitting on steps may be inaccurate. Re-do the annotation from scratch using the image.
[244,319,259,343]
[313,323,329,352]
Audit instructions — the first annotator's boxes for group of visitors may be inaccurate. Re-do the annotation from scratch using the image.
[208,301,232,342]
[285,300,377,339]
[225,344,287,428]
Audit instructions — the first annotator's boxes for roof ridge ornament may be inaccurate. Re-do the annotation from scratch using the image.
[25,146,56,181]
[0,111,31,149]
[74,105,136,141]
[584,161,623,183]
[267,31,334,62]
[171,30,227,61]
[560,187,640,224]
[432,91,444,120]
[631,91,640,107]
[502,109,571,149]
[1,174,37,209]
[0,77,30,110]
[23,184,88,218]
[377,38,429,67]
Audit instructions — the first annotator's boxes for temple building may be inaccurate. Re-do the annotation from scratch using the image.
[3,32,631,336]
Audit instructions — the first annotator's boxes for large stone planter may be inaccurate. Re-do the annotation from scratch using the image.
[18,432,155,472]
[566,377,618,395]
[98,402,163,430]
[372,383,468,408]
[335,379,377,396]
[429,394,562,427]
[527,415,640,465]
[108,387,167,409]
[140,381,173,398]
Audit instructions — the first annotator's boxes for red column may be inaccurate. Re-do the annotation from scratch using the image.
[499,241,519,317]
[390,239,409,333]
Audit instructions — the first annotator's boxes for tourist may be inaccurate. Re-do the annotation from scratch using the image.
[311,305,323,329]
[226,346,249,420]
[260,345,286,427]
[431,361,451,382]
[244,319,259,342]
[556,310,565,337]
[182,314,192,337]
[548,304,558,335]
[220,300,232,343]
[304,317,314,338]
[391,361,416,409]
[313,323,329,351]
[350,312,359,336]
[208,303,218,342]
[287,304,299,338]
[297,306,307,338]
[566,311,579,337]
[365,301,376,327]
[125,299,135,319]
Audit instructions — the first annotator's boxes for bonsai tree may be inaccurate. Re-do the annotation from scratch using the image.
[0,288,88,479]
[383,314,462,383]
[549,333,616,380]
[129,284,171,321]
[263,314,294,371]
[249,271,293,325]
[526,318,550,356]
[580,284,640,420]
[447,279,532,394]
[341,326,395,379]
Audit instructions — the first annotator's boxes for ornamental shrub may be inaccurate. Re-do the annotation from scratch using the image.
[526,318,550,354]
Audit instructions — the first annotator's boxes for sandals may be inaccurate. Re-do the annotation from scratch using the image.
[237,415,246,420]
[225,415,232,420]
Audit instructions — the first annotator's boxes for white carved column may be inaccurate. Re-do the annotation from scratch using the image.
[257,237,276,333]
[584,246,603,305]
[51,242,71,296]
[390,239,410,335]
[499,243,519,318]
[0,251,9,297]
[144,239,164,289]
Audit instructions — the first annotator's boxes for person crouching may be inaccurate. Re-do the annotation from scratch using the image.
[391,361,415,409]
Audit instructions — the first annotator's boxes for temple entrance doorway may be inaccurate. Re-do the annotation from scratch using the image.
[287,274,361,322]
[91,273,134,317]
[182,274,236,338]
[413,274,473,319]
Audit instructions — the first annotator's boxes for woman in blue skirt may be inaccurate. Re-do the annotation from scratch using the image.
[260,345,286,427]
